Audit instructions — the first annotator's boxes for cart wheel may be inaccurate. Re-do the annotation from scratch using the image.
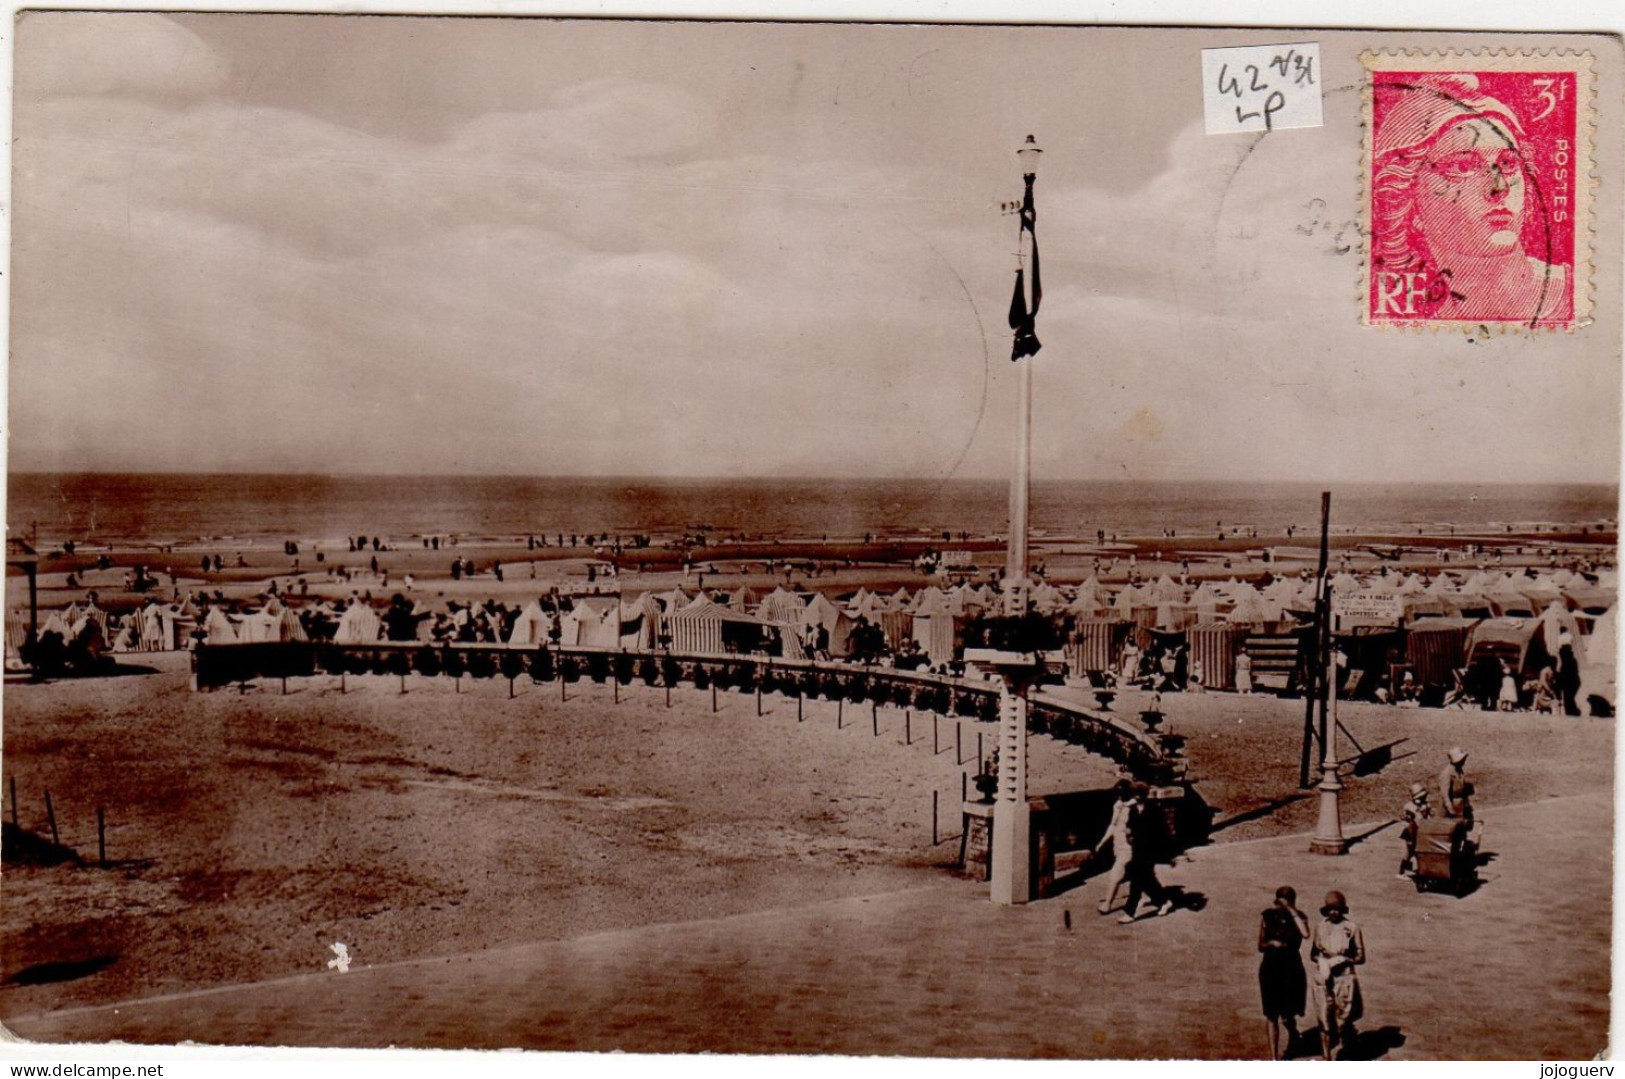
[1413,876,1426,893]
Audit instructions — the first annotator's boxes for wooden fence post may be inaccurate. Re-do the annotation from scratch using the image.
[44,789,58,847]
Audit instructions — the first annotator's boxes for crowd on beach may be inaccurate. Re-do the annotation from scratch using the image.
[11,547,1617,718]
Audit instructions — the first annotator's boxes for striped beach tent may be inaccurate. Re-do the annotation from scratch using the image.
[1187,623,1247,691]
[1405,617,1479,688]
[1066,617,1132,675]
[757,587,805,624]
[333,602,382,644]
[665,597,796,657]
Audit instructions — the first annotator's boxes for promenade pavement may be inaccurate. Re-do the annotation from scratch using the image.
[6,791,1610,1060]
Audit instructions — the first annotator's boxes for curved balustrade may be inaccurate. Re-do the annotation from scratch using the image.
[191,641,1179,781]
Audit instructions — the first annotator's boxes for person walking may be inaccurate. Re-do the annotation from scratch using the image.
[1309,891,1366,1060]
[1258,886,1310,1059]
[1094,780,1135,916]
[1438,747,1474,822]
[1118,783,1175,924]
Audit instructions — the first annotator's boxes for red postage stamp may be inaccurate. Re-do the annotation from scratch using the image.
[1362,51,1594,330]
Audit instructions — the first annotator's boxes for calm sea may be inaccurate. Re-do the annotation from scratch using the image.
[5,474,1618,547]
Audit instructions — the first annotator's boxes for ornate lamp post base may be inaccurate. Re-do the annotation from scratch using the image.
[1309,763,1349,855]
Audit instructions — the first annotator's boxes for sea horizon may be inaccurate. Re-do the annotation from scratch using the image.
[6,472,1617,548]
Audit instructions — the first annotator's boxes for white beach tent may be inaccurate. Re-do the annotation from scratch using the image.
[620,592,663,649]
[507,600,558,647]
[1069,577,1110,618]
[800,592,855,657]
[202,606,239,645]
[1579,607,1616,713]
[236,606,308,643]
[561,597,619,648]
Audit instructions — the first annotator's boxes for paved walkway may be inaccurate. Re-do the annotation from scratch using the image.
[6,793,1610,1059]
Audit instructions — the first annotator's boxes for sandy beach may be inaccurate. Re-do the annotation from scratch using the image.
[2,641,1611,1055]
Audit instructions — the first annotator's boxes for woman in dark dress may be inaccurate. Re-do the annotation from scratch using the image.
[1258,885,1310,1059]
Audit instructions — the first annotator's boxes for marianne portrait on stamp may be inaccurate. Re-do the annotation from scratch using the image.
[1371,71,1571,324]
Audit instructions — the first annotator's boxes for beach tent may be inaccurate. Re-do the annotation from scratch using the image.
[656,588,691,613]
[853,592,910,651]
[1579,607,1616,713]
[849,588,872,610]
[1405,617,1479,688]
[1225,586,1275,627]
[1029,581,1066,614]
[1443,592,1497,620]
[727,587,758,613]
[1538,600,1584,660]
[1519,576,1563,606]
[910,588,969,667]
[507,600,558,647]
[1396,574,1429,595]
[1145,576,1186,605]
[1068,577,1110,618]
[236,605,308,643]
[333,602,382,644]
[890,588,913,610]
[1397,594,1451,623]
[561,597,619,648]
[619,592,663,649]
[1465,617,1551,678]
[202,606,239,645]
[1066,617,1132,676]
[1187,623,1248,691]
[664,597,800,657]
[1562,585,1616,615]
[1156,603,1200,632]
[1484,586,1539,618]
[40,609,72,641]
[757,587,806,625]
[800,592,855,657]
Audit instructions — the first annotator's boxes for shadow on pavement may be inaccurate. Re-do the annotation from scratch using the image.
[1344,1024,1406,1060]
[1,955,118,989]
[1209,793,1310,836]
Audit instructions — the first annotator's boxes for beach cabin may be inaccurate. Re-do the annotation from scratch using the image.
[1404,617,1480,691]
[664,596,800,657]
[506,601,558,647]
[1066,617,1133,678]
[799,592,854,658]
[332,602,382,644]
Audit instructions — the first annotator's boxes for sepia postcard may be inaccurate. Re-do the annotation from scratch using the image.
[1,9,1621,1069]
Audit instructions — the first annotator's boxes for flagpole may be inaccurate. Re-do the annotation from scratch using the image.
[986,134,1043,906]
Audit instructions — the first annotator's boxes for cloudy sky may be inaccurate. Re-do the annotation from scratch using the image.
[8,15,1620,483]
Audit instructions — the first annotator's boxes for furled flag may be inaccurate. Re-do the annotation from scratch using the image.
[1007,178,1042,361]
